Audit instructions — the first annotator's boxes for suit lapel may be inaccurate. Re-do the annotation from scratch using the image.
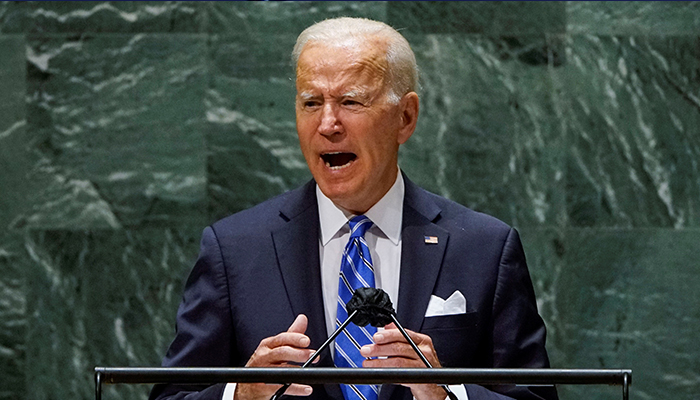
[271,181,329,359]
[397,177,449,332]
[272,177,447,400]
[271,181,344,400]
[381,177,449,400]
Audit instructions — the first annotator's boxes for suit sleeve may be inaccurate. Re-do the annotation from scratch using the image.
[149,226,236,400]
[465,228,558,400]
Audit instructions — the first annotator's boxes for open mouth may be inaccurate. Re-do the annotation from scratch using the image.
[321,152,357,170]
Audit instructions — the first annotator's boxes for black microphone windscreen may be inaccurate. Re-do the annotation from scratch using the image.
[347,287,394,327]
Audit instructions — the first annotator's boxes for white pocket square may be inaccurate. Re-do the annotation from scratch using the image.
[425,290,467,317]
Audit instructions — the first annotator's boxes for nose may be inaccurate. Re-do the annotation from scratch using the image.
[318,102,342,137]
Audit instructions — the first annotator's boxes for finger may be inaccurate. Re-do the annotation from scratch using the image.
[374,327,430,346]
[287,314,308,334]
[363,356,423,369]
[278,314,311,348]
[235,382,313,400]
[246,346,316,367]
[264,345,317,365]
[245,315,317,369]
[284,384,314,396]
[360,341,418,359]
[261,332,311,349]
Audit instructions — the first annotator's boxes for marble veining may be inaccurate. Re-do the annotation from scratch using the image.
[0,2,699,400]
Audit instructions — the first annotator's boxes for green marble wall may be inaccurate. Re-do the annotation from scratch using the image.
[1,2,698,400]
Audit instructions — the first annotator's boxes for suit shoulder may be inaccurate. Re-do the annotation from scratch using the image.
[420,188,513,237]
[209,181,314,239]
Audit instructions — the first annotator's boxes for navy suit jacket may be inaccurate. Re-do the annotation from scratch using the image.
[150,176,557,400]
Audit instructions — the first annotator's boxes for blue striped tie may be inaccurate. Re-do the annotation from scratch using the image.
[335,215,378,400]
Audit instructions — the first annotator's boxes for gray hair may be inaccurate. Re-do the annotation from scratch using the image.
[292,17,419,104]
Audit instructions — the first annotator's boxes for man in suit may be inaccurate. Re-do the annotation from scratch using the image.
[150,17,557,400]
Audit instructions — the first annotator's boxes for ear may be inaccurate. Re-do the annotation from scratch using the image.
[397,92,419,145]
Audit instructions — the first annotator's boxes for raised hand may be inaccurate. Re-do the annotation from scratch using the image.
[234,315,316,400]
[360,323,447,400]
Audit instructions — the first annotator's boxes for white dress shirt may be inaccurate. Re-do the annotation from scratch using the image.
[317,170,404,341]
[224,171,467,400]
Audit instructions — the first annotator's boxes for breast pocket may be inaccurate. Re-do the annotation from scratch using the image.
[421,311,483,367]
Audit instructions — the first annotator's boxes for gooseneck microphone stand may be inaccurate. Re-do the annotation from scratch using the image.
[386,311,458,400]
[270,288,458,400]
[269,309,360,400]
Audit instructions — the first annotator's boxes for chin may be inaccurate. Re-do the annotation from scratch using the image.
[318,182,361,207]
[319,184,353,203]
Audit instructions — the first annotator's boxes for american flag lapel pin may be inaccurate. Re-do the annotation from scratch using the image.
[424,236,438,244]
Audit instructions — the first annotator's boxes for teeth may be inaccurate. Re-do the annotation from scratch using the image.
[325,160,352,170]
[323,152,339,169]
[321,152,356,170]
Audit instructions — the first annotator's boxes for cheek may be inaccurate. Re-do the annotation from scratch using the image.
[297,138,315,162]
[296,121,315,144]
[296,111,318,132]
[365,127,400,155]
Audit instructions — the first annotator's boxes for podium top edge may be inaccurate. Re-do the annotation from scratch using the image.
[93,367,632,386]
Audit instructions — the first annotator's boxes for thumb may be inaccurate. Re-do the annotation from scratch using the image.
[287,314,308,334]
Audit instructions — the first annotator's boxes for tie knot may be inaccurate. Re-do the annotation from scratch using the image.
[349,215,373,239]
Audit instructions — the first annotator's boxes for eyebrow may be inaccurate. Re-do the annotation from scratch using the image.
[342,89,369,98]
[297,92,316,100]
[297,88,371,100]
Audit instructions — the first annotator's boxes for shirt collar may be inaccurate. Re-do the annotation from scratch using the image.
[317,170,404,246]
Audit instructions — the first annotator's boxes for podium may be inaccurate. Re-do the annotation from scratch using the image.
[94,367,632,400]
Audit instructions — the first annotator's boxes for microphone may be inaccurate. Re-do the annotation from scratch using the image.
[270,288,457,400]
[269,302,364,400]
[348,288,458,400]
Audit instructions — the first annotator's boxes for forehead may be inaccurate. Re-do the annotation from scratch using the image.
[295,38,390,92]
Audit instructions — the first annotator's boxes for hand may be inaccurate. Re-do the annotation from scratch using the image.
[234,315,316,400]
[360,323,447,400]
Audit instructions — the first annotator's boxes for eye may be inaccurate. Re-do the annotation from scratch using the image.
[342,99,362,107]
[301,99,321,109]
